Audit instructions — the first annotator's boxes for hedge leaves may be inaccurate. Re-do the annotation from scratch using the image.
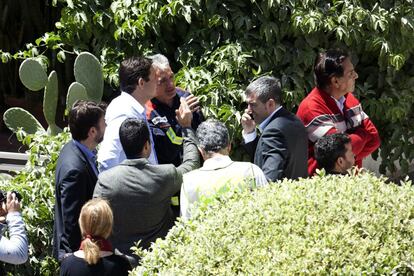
[134,172,414,275]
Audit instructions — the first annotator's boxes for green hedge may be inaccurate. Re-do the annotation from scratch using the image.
[133,172,414,275]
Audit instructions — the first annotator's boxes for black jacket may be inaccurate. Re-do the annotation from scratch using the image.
[147,89,204,166]
[53,141,97,261]
[244,107,308,182]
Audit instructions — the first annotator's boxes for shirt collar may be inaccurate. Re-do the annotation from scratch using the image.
[73,140,96,161]
[201,155,233,170]
[258,105,282,132]
[121,91,146,116]
[331,95,346,113]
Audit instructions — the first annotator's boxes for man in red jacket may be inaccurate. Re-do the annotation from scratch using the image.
[297,48,380,175]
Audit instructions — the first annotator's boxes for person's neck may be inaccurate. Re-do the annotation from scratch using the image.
[155,96,174,107]
[331,167,347,175]
[131,90,149,106]
[324,87,345,100]
[203,150,229,161]
[79,139,96,151]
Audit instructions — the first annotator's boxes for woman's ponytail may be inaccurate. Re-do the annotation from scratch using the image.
[82,237,100,265]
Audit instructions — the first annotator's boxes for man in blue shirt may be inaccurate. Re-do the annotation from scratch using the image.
[53,100,106,261]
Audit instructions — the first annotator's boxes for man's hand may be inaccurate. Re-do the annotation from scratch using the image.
[0,201,6,223]
[241,109,256,134]
[176,97,193,128]
[6,192,21,213]
[185,95,201,113]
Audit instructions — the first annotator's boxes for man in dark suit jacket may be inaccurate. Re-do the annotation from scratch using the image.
[53,101,106,261]
[93,99,199,265]
[241,76,308,182]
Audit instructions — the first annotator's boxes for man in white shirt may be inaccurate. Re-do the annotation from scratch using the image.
[181,119,268,220]
[98,57,159,172]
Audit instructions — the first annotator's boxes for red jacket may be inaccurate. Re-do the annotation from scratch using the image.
[297,87,381,175]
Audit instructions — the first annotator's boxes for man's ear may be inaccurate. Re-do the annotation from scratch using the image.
[198,146,207,160]
[266,98,276,110]
[138,77,145,88]
[227,143,232,154]
[336,156,345,168]
[88,126,97,140]
[330,76,340,89]
[141,140,151,158]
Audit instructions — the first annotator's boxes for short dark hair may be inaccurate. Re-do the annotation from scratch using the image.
[119,118,150,159]
[69,100,105,141]
[119,57,153,94]
[196,119,229,153]
[245,76,282,104]
[314,48,349,90]
[314,133,351,173]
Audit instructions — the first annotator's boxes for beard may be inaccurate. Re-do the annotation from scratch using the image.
[94,130,104,144]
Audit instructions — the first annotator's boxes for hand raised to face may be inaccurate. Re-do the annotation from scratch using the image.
[241,108,256,134]
[185,94,201,113]
[176,97,193,128]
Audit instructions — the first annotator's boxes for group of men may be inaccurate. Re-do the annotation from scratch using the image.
[52,48,380,265]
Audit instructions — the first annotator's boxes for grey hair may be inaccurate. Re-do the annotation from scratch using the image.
[245,76,282,104]
[148,54,170,70]
[196,119,229,153]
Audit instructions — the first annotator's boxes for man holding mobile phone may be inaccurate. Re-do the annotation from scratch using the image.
[0,191,28,265]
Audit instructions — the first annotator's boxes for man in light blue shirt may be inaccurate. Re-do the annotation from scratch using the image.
[0,192,28,265]
[98,57,159,172]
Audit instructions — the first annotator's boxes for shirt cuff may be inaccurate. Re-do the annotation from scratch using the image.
[242,130,257,143]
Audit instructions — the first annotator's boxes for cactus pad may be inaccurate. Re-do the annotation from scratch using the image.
[74,52,103,103]
[43,71,59,128]
[47,124,62,135]
[3,107,45,134]
[19,58,48,91]
[66,82,89,111]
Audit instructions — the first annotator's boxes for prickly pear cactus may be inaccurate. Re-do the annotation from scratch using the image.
[43,71,60,135]
[3,107,45,134]
[47,124,62,136]
[19,58,48,91]
[66,82,89,112]
[74,52,103,103]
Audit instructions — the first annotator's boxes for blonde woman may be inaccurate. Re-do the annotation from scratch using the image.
[60,198,130,276]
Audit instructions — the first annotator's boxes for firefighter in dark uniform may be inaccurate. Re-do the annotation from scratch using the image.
[146,54,204,216]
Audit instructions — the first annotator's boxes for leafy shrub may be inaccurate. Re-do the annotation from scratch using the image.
[0,129,70,275]
[132,172,414,275]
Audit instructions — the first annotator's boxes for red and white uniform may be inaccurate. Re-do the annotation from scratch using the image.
[297,87,380,175]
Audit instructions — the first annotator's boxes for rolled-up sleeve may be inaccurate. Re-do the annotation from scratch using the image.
[0,212,29,264]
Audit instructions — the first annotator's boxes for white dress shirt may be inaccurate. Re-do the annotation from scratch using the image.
[97,92,158,172]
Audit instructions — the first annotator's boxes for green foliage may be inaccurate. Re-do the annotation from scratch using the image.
[66,82,88,111]
[3,107,45,134]
[0,129,71,275]
[18,58,48,91]
[73,52,103,103]
[43,71,60,135]
[3,0,412,173]
[132,172,414,275]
